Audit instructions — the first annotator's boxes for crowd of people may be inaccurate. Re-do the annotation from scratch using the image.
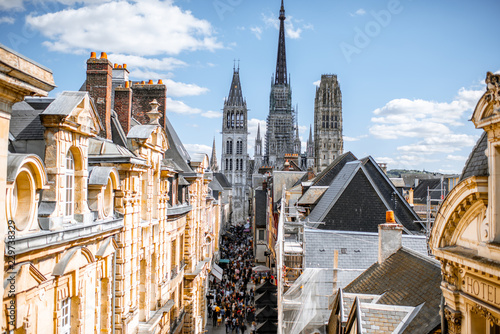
[206,224,263,334]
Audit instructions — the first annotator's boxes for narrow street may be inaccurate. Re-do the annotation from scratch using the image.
[205,224,267,334]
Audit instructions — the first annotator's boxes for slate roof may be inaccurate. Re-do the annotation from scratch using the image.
[255,190,267,228]
[255,290,277,306]
[255,305,278,321]
[344,248,442,334]
[163,116,193,173]
[297,186,328,206]
[10,101,46,140]
[312,152,357,186]
[304,228,428,289]
[42,91,87,115]
[460,131,488,181]
[272,171,306,203]
[412,178,442,204]
[307,157,422,233]
[214,173,231,188]
[256,320,278,334]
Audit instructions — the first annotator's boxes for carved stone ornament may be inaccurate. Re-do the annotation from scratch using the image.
[471,304,500,327]
[485,72,500,115]
[442,260,459,290]
[444,307,462,334]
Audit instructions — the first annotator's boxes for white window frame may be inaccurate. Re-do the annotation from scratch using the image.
[64,151,75,220]
[60,298,71,334]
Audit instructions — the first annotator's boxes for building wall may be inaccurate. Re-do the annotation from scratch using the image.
[2,51,218,334]
[430,72,500,334]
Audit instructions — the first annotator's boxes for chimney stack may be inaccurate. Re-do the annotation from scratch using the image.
[114,81,132,134]
[378,210,403,264]
[131,81,167,127]
[86,51,113,139]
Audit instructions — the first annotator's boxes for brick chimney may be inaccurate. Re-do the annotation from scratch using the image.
[86,52,113,139]
[378,210,403,264]
[114,81,132,134]
[131,80,167,127]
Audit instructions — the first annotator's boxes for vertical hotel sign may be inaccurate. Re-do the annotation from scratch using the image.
[463,274,500,308]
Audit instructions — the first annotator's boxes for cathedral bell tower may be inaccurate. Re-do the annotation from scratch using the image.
[221,64,248,224]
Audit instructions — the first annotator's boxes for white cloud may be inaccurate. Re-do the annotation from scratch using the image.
[369,86,484,172]
[166,98,201,115]
[26,0,223,55]
[184,143,211,156]
[313,80,321,86]
[201,110,222,119]
[261,12,309,39]
[350,8,366,17]
[0,16,15,24]
[344,135,368,142]
[0,0,24,10]
[247,118,266,154]
[250,26,263,40]
[163,79,209,97]
[447,154,467,161]
[109,54,186,71]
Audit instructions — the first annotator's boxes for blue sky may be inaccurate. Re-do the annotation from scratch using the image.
[1,0,499,173]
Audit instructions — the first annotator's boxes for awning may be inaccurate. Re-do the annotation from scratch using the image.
[219,259,230,264]
[211,263,223,281]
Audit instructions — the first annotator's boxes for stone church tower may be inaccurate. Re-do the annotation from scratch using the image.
[265,0,299,168]
[306,125,315,169]
[254,123,263,172]
[314,74,343,172]
[222,66,248,224]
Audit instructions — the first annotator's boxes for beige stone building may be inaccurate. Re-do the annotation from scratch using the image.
[430,71,500,334]
[2,48,220,334]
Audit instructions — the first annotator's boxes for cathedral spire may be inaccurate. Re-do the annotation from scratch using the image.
[210,136,218,172]
[275,0,287,85]
[257,123,261,140]
[226,66,244,106]
[308,125,313,143]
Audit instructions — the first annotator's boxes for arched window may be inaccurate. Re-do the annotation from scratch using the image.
[103,177,114,218]
[230,159,233,171]
[65,151,75,219]
[226,114,230,128]
[225,159,228,170]
[226,140,233,154]
[231,113,235,128]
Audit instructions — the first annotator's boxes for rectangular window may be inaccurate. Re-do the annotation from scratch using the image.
[258,229,265,241]
[60,298,71,334]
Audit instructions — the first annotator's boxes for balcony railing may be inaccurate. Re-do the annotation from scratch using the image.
[169,310,185,334]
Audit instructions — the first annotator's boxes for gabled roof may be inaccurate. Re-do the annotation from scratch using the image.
[163,116,193,173]
[412,178,443,203]
[297,186,328,206]
[307,157,421,233]
[42,91,87,115]
[214,172,231,188]
[460,131,488,181]
[344,248,442,334]
[10,101,46,140]
[312,152,357,186]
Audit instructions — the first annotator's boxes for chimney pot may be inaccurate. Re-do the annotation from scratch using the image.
[141,81,145,84]
[158,79,163,84]
[114,63,118,68]
[118,65,122,68]
[100,52,107,59]
[125,81,130,88]
[148,79,153,85]
[386,210,395,223]
[123,64,127,68]
[90,51,96,58]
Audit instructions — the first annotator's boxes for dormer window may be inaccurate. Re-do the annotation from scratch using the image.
[65,151,75,220]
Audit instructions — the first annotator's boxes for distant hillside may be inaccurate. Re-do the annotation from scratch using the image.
[387,169,438,178]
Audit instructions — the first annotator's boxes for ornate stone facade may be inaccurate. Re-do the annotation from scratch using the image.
[264,0,300,168]
[221,67,248,224]
[430,72,500,334]
[314,74,343,172]
[2,49,219,334]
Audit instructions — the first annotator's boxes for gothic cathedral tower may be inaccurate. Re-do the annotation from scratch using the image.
[265,0,299,168]
[314,74,343,172]
[222,66,248,224]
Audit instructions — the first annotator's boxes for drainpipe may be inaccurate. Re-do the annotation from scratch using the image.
[112,247,117,334]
